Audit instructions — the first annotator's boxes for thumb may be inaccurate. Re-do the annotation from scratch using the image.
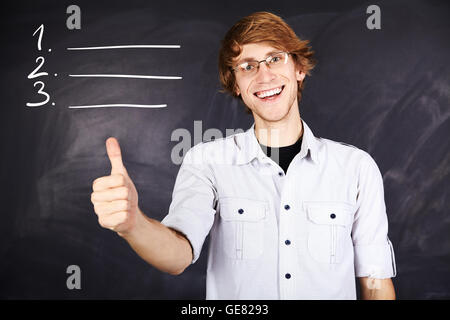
[106,137,128,175]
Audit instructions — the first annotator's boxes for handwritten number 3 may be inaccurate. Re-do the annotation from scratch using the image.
[26,81,50,107]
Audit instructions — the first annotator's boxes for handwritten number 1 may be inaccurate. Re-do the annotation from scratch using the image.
[33,24,44,51]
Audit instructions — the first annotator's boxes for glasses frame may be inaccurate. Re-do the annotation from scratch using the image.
[231,51,291,75]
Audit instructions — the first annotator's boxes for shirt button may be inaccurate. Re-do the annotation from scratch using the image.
[330,213,336,219]
[285,273,291,279]
[278,172,283,176]
[284,204,290,210]
[285,240,291,245]
[238,208,244,214]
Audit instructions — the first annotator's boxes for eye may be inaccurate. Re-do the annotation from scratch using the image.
[240,63,254,72]
[270,55,282,63]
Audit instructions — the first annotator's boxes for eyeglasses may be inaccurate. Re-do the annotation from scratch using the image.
[231,52,290,77]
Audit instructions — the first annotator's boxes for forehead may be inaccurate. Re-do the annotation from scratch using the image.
[234,42,283,64]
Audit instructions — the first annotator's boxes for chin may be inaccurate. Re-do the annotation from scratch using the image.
[257,106,290,122]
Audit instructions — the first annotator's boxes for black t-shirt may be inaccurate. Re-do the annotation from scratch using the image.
[259,134,303,174]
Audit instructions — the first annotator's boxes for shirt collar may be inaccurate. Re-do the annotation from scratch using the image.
[235,118,320,165]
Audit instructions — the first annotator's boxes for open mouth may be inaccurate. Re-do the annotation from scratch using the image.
[253,85,285,101]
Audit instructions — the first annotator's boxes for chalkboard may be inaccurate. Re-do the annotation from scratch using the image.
[0,0,449,299]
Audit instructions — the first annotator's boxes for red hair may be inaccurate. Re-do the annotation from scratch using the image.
[218,11,317,114]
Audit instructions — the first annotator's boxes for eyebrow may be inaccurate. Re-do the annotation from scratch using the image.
[236,50,281,65]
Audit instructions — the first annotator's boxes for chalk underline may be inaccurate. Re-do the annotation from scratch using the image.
[67,45,181,50]
[68,74,182,80]
[68,104,168,109]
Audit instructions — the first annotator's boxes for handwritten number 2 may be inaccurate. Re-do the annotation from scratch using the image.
[26,81,50,107]
[28,57,48,79]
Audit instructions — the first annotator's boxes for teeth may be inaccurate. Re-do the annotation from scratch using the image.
[256,86,282,98]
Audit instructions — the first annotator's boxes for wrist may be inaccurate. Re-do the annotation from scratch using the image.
[117,207,146,239]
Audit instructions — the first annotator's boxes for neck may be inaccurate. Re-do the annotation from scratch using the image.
[253,103,303,147]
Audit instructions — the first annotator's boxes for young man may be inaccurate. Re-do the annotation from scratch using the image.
[90,12,396,299]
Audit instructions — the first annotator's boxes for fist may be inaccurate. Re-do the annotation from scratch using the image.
[91,137,139,235]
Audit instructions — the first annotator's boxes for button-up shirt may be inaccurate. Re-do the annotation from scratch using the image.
[161,119,396,300]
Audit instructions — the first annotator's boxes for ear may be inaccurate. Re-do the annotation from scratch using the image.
[296,69,306,82]
[234,84,241,96]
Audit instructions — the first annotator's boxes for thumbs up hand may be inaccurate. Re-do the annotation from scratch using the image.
[91,137,140,235]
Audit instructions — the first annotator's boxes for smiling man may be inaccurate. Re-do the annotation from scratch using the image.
[91,11,396,300]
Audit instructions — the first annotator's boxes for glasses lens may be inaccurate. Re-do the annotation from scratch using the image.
[238,61,258,74]
[269,52,286,66]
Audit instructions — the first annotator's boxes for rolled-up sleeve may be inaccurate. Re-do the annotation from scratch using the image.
[161,145,217,264]
[352,152,397,279]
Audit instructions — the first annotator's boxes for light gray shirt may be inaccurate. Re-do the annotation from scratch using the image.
[162,119,396,299]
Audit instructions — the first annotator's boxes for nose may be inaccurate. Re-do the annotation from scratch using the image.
[255,62,276,83]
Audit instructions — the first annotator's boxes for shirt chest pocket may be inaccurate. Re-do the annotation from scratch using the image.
[304,202,354,264]
[218,198,267,260]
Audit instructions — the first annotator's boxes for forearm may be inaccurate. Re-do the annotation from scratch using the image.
[118,209,192,275]
[359,277,396,300]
